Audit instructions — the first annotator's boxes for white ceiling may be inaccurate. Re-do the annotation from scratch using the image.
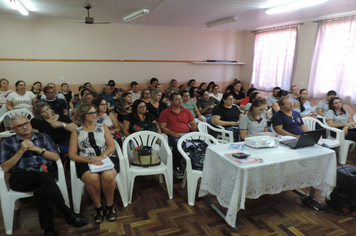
[1,0,356,31]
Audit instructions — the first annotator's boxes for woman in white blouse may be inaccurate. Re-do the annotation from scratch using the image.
[6,80,36,111]
[209,84,223,101]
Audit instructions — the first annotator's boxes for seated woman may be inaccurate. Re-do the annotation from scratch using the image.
[198,82,207,92]
[92,96,121,135]
[156,84,165,101]
[72,93,94,125]
[99,85,118,108]
[181,90,203,122]
[240,98,269,140]
[113,92,132,122]
[209,84,223,101]
[212,93,243,141]
[325,97,356,141]
[147,89,167,120]
[197,89,219,123]
[294,89,317,117]
[207,81,215,93]
[69,103,119,224]
[31,101,78,155]
[123,99,161,138]
[272,90,289,113]
[6,80,37,111]
[140,88,151,104]
[163,88,174,107]
[244,92,262,114]
[31,81,43,100]
[0,78,13,119]
[75,89,92,109]
[189,87,199,104]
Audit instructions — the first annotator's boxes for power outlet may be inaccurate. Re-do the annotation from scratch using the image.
[60,76,64,81]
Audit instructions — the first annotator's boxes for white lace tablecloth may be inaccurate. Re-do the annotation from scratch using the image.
[198,143,337,227]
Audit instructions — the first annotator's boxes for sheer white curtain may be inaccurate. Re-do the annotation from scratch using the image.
[308,18,356,103]
[251,27,297,91]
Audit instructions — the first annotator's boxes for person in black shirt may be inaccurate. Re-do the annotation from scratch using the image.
[212,93,243,141]
[147,89,167,120]
[230,81,246,105]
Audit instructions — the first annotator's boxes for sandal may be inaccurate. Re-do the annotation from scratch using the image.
[106,205,117,222]
[94,205,104,224]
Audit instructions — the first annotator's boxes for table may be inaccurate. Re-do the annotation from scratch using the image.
[198,143,337,228]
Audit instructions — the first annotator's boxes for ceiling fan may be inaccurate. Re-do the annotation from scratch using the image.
[84,5,111,24]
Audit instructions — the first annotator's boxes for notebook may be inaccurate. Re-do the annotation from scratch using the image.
[279,129,325,149]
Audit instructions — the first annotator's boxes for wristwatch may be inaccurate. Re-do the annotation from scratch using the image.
[40,148,46,155]
[62,122,66,127]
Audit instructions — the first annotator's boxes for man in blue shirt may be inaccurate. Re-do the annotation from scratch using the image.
[0,116,89,236]
[272,97,309,138]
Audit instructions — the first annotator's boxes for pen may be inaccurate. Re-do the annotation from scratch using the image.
[241,144,244,151]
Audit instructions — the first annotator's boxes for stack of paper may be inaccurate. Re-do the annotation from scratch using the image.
[88,158,114,173]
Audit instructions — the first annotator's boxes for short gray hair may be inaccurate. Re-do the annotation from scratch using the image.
[151,89,161,97]
[10,115,29,128]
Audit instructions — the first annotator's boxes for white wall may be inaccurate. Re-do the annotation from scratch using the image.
[0,17,243,88]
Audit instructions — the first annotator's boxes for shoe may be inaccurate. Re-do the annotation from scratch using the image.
[66,213,90,228]
[106,205,117,222]
[94,205,104,224]
[173,167,184,179]
[44,229,58,236]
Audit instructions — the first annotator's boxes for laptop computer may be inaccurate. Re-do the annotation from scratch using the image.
[280,129,325,149]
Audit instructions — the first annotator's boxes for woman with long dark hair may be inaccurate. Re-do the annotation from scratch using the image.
[189,87,199,103]
[294,89,316,117]
[325,97,356,141]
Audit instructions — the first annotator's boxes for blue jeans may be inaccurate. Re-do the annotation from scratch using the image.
[168,133,186,168]
[226,126,240,142]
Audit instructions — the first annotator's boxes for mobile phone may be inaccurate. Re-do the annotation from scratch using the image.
[232,153,250,159]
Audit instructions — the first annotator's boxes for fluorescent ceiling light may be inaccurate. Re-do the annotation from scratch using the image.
[123,9,149,22]
[10,0,29,16]
[263,0,296,8]
[206,16,236,28]
[266,0,328,15]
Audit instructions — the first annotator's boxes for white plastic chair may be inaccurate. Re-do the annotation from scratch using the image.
[323,117,356,164]
[353,114,356,123]
[198,122,233,143]
[302,117,340,149]
[177,132,219,206]
[0,159,69,235]
[70,140,128,214]
[0,109,33,138]
[122,131,173,204]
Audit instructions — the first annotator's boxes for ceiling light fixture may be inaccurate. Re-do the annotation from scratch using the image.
[266,0,328,15]
[206,16,236,28]
[10,0,28,16]
[123,9,149,22]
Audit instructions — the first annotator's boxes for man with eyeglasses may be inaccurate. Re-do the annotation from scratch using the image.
[272,97,309,138]
[0,116,89,235]
[130,81,141,103]
[41,82,65,101]
[40,86,68,116]
[159,93,198,179]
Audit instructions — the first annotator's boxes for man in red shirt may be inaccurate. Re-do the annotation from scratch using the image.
[160,93,198,179]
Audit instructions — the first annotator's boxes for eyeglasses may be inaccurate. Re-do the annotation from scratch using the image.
[144,92,150,95]
[86,112,97,116]
[138,105,147,108]
[13,122,30,130]
[99,103,107,106]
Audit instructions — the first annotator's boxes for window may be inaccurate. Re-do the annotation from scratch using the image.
[308,18,356,103]
[251,27,297,91]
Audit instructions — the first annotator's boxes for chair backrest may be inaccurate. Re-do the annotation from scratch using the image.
[177,132,219,172]
[270,124,277,134]
[0,109,33,123]
[198,121,233,143]
[353,114,356,123]
[122,131,172,166]
[198,122,210,134]
[302,117,320,130]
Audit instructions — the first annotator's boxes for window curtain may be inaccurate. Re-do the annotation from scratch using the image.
[308,18,356,104]
[251,27,297,91]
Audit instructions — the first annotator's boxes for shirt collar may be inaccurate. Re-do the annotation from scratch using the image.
[15,132,37,142]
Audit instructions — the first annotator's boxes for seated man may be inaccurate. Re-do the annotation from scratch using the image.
[272,97,309,138]
[40,86,68,116]
[181,90,204,122]
[290,85,300,104]
[148,77,158,91]
[130,81,141,103]
[41,83,65,101]
[159,93,198,179]
[266,87,281,108]
[196,89,219,123]
[316,90,337,117]
[0,116,89,236]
